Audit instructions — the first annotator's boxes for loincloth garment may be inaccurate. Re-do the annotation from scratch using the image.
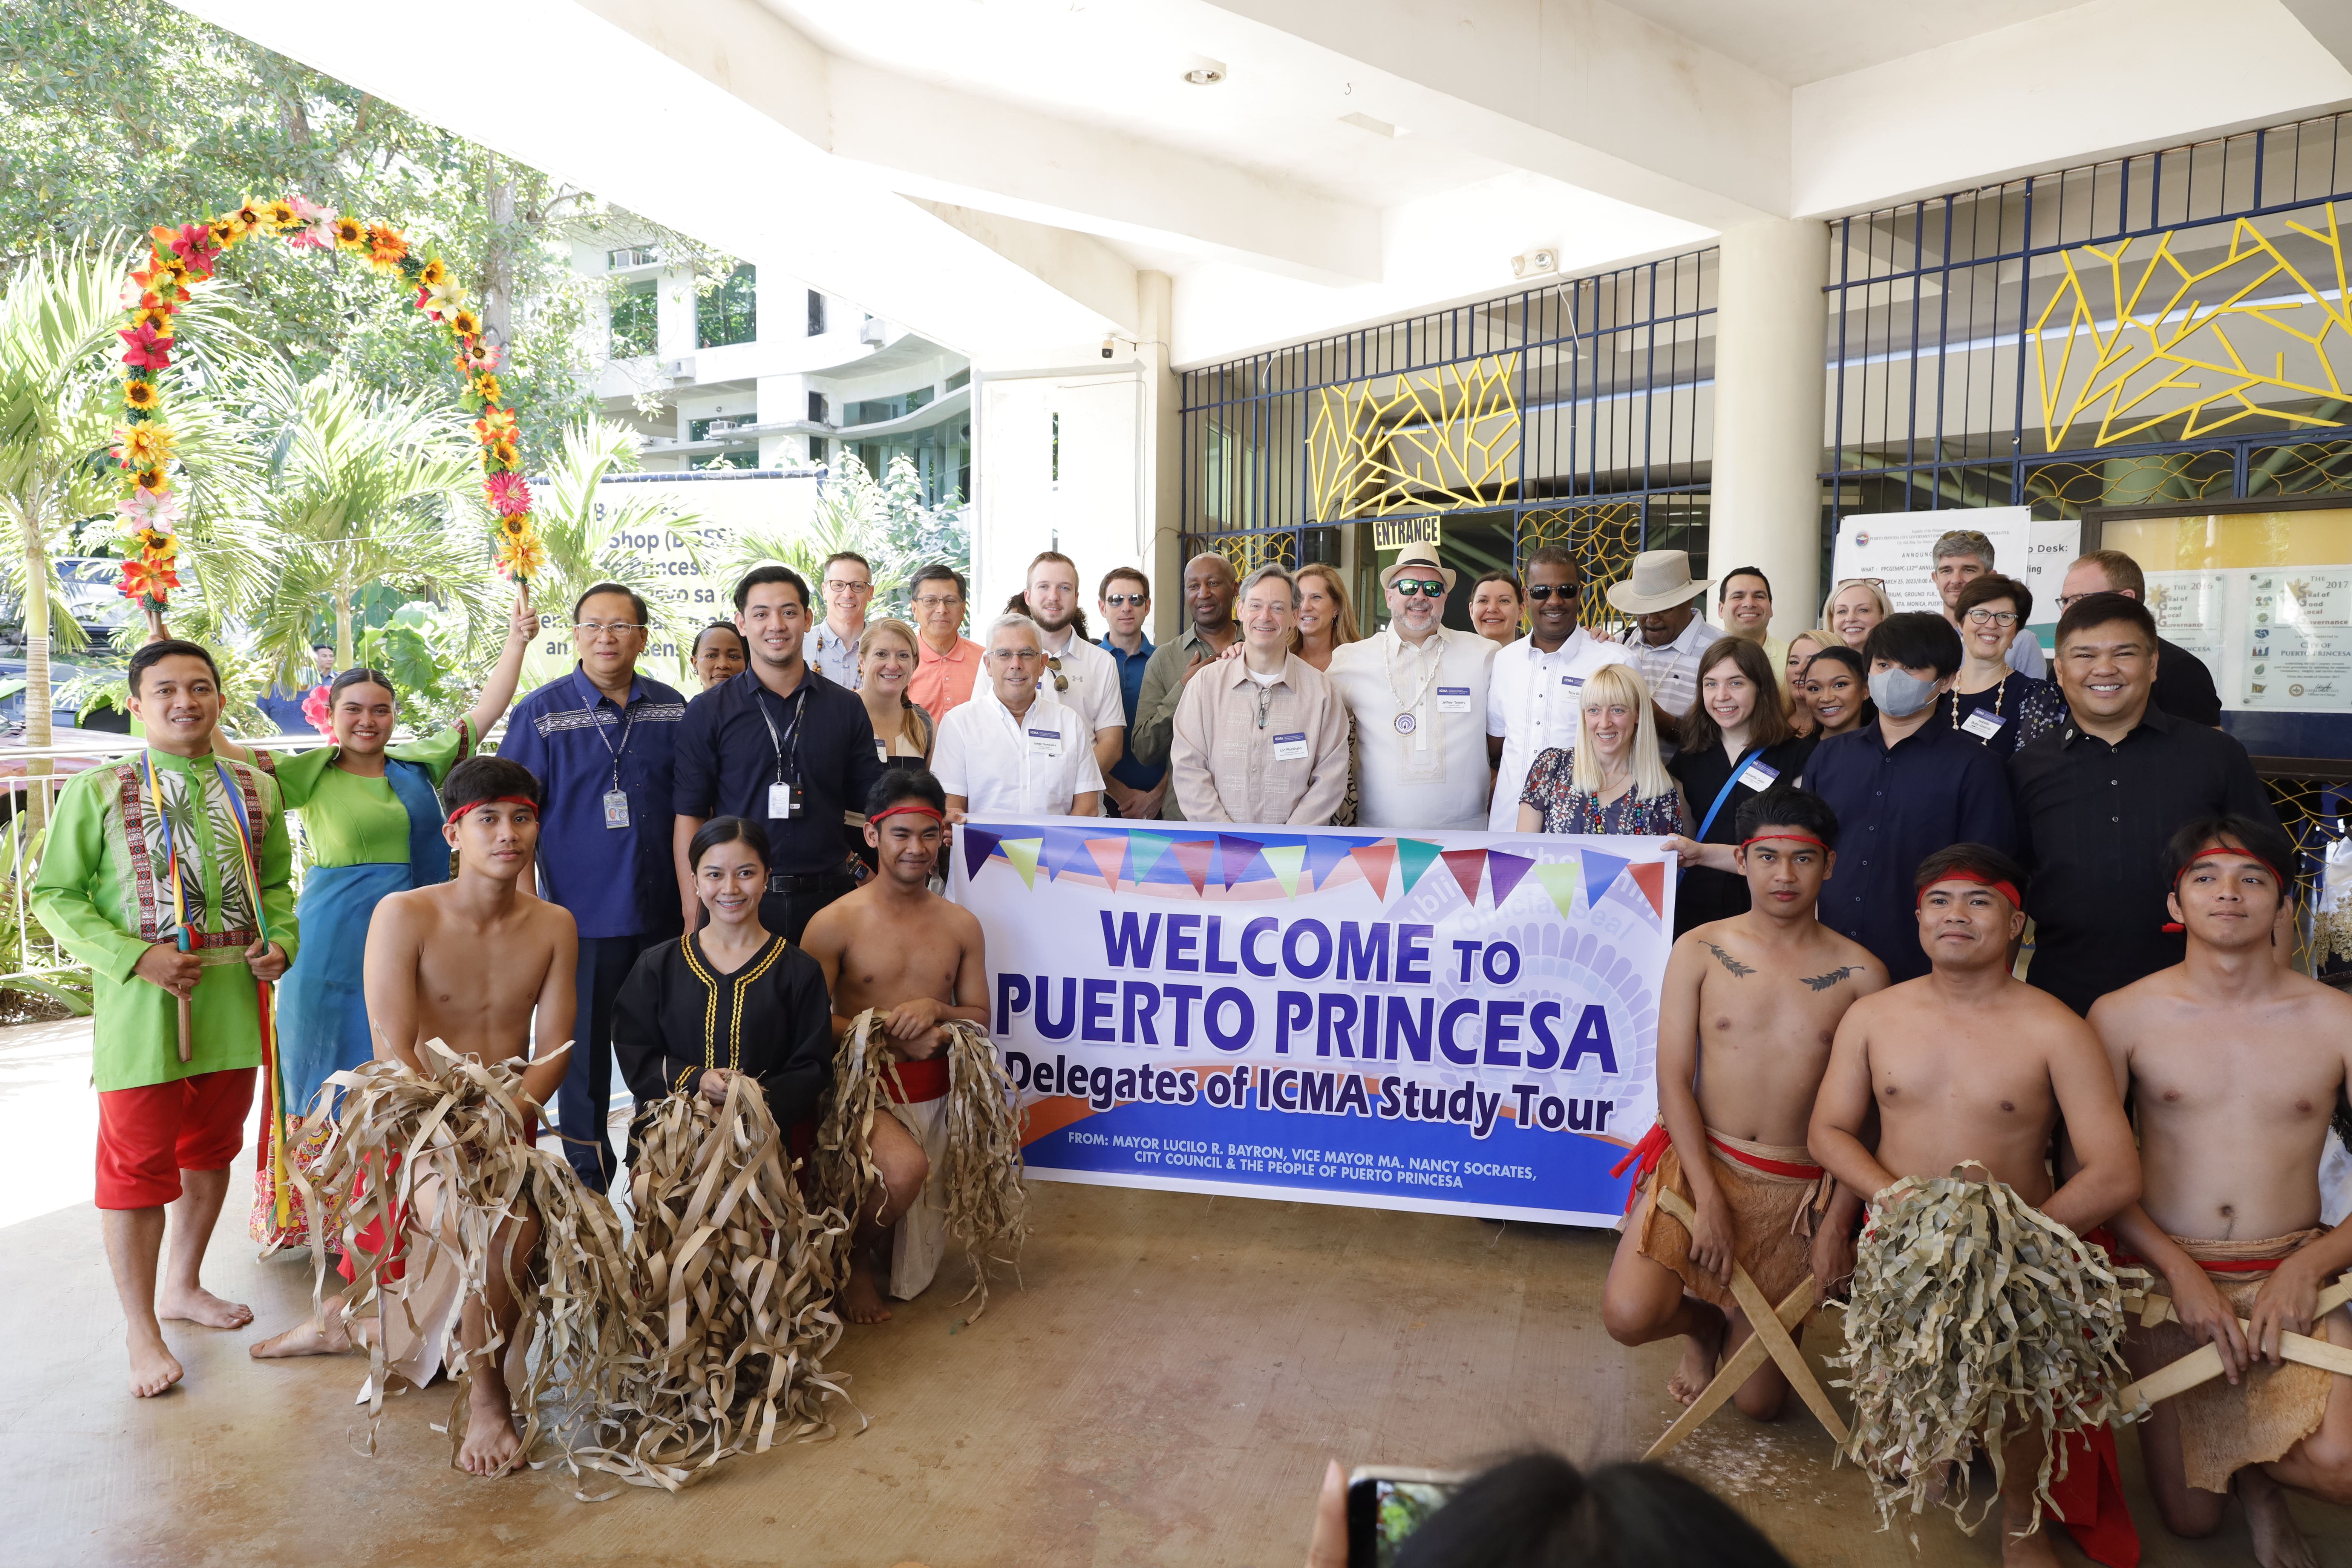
[880,1055,952,1302]
[2135,1230,2346,1494]
[1619,1122,1831,1312]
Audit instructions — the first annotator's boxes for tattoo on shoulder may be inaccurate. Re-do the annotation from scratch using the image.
[1799,965,1862,992]
[1702,942,1755,978]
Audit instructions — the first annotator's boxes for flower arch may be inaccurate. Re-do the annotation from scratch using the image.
[111,195,544,617]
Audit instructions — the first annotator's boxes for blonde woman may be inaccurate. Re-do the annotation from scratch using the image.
[855,617,934,763]
[1294,563,1361,669]
[1516,663,1685,835]
[1782,628,1832,734]
[1822,578,1892,651]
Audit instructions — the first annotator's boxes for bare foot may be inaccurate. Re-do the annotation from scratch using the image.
[1666,1315,1727,1404]
[844,1250,894,1325]
[249,1314,355,1359]
[157,1286,253,1329]
[127,1331,183,1398]
[457,1375,524,1476]
[2242,1468,2319,1568]
[1998,1506,2065,1567]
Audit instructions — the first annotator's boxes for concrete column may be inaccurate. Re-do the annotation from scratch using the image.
[1707,219,1830,637]
[1136,270,1184,643]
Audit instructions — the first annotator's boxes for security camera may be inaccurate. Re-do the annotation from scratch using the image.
[1101,336,1116,359]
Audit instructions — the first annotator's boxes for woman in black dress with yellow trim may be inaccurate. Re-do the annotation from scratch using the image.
[613,817,834,1150]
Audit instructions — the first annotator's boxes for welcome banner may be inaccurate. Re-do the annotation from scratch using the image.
[950,817,1676,1227]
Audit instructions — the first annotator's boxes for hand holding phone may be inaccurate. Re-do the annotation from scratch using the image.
[1345,1466,1467,1568]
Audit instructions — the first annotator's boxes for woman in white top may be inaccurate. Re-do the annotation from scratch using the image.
[930,612,1104,821]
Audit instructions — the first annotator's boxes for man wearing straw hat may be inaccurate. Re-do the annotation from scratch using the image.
[1325,544,1499,832]
[1607,550,1721,751]
[31,639,297,1398]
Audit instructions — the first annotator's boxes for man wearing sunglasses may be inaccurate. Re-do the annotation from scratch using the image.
[1095,567,1167,820]
[1485,545,1629,831]
[1326,544,1499,832]
[1003,550,1125,795]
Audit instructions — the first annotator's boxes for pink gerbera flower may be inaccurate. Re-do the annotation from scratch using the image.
[484,471,533,517]
[301,683,335,738]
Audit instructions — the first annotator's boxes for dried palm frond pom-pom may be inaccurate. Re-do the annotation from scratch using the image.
[814,1011,1030,1319]
[1830,1170,2140,1536]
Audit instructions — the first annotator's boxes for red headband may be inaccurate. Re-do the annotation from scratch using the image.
[2161,845,2289,932]
[1741,833,1829,854]
[1916,868,2021,910]
[870,802,944,826]
[446,795,537,825]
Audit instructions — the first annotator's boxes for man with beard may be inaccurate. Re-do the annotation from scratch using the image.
[1004,550,1124,782]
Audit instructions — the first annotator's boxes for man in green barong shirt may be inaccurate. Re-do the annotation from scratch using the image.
[31,640,295,1398]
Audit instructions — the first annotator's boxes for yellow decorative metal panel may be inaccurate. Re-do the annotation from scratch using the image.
[1517,502,1643,637]
[2033,202,2352,449]
[1306,354,1521,519]
[1200,530,1295,578]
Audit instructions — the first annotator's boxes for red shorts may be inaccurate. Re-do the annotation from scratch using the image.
[337,1113,539,1283]
[96,1067,256,1210]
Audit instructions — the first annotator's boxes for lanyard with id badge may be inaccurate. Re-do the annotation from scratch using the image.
[758,683,810,819]
[583,689,641,829]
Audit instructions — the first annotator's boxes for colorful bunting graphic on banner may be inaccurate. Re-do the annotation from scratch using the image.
[1168,838,1216,894]
[1396,838,1442,896]
[962,826,1002,882]
[1085,837,1127,891]
[1302,833,1365,892]
[1002,837,1044,889]
[1217,835,1265,890]
[1263,843,1306,899]
[1533,861,1581,918]
[1127,833,1173,885]
[1488,851,1534,907]
[1349,842,1398,899]
[1579,847,1630,906]
[1440,847,1486,903]
[1039,825,1096,882]
[1627,860,1667,917]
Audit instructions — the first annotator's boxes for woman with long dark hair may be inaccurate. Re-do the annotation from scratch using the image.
[1662,637,1815,934]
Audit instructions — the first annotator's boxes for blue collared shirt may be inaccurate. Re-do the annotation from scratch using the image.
[498,665,690,940]
[1099,632,1161,790]
[673,667,884,876]
[1804,702,2020,984]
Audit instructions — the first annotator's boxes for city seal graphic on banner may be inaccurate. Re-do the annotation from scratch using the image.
[950,818,1675,1227]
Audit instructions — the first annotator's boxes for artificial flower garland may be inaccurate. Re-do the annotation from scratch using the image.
[110,195,546,617]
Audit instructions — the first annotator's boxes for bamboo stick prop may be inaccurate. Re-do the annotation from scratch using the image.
[1645,1274,1818,1459]
[2117,1277,2352,1412]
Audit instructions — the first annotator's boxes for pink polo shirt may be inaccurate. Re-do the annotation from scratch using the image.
[909,633,983,720]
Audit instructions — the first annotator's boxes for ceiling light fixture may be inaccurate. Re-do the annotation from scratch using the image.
[1184,62,1226,86]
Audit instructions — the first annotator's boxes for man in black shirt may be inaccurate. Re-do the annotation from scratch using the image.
[673,564,884,943]
[2009,593,2282,1017]
[2055,550,2223,725]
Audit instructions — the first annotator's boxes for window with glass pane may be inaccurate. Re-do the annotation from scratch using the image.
[697,264,757,349]
[608,279,657,359]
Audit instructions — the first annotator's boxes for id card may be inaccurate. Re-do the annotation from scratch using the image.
[1028,727,1063,756]
[767,782,801,818]
[1736,759,1780,793]
[602,789,631,830]
[1436,685,1472,714]
[873,737,888,763]
[1270,731,1309,761]
[1961,708,2008,740]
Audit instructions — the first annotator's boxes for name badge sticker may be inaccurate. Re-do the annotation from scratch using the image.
[1028,727,1063,756]
[1270,731,1310,761]
[1436,685,1472,714]
[873,737,887,763]
[1961,708,2009,740]
[1560,674,1585,689]
[1736,760,1780,793]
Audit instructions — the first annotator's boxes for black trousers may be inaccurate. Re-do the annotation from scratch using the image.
[554,930,663,1192]
[757,870,859,946]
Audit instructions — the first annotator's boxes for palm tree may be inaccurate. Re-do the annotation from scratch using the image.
[707,452,896,596]
[232,368,504,687]
[528,418,714,655]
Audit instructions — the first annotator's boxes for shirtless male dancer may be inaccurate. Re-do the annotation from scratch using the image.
[251,756,577,1476]
[799,765,988,1325]
[1614,789,1887,1414]
[1811,844,2141,1566]
[2095,813,2352,1567]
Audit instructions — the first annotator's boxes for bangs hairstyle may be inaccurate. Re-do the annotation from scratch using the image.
[1735,786,1840,851]
[1294,563,1362,648]
[2164,813,2297,911]
[440,755,543,818]
[2056,591,2158,651]
[1913,842,2029,903]
[1678,635,1793,755]
[689,815,771,873]
[127,637,220,695]
[1570,662,1673,800]
[1821,577,1893,629]
[1863,611,1965,680]
[1955,571,2034,624]
[865,764,946,819]
[328,666,397,710]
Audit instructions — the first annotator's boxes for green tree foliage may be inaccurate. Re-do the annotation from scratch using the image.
[528,417,714,656]
[708,453,970,622]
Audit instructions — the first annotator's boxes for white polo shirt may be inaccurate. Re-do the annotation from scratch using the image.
[1036,624,1125,741]
[1325,627,1498,832]
[1485,629,1633,831]
[932,684,1104,818]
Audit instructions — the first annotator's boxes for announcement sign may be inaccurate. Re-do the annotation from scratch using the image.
[950,818,1674,1227]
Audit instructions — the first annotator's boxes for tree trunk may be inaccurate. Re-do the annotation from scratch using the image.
[334,584,355,669]
[482,173,516,350]
[19,506,52,834]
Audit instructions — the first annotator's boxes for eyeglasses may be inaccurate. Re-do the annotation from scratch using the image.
[991,648,1044,663]
[573,620,646,636]
[2053,590,2121,609]
[1525,583,1580,601]
[1102,593,1147,607]
[1042,652,1069,692]
[822,579,873,594]
[1393,579,1446,598]
[1964,608,2021,627]
[913,594,963,610]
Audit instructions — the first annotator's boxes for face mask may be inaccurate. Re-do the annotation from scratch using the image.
[1868,667,1940,718]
